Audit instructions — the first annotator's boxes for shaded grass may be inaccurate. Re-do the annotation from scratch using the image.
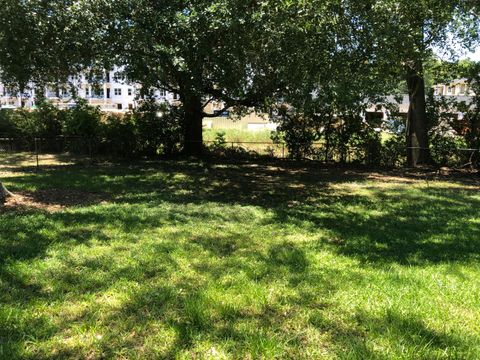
[0,159,479,359]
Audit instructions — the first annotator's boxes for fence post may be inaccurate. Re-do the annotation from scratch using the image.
[34,137,39,171]
[89,138,93,162]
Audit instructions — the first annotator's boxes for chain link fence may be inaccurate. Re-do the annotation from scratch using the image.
[1,136,478,170]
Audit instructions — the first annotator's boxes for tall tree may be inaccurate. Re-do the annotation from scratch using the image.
[89,0,292,155]
[0,0,97,199]
[0,0,102,92]
[368,0,479,165]
[270,1,399,160]
[0,0,37,94]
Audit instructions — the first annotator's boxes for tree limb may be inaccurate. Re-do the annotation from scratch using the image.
[0,182,14,205]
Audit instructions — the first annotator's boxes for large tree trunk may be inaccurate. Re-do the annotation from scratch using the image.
[182,93,204,156]
[0,182,14,204]
[406,61,430,166]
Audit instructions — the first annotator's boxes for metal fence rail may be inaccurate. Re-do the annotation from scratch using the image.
[0,136,478,170]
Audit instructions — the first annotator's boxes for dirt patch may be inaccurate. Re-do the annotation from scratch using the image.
[1,189,110,213]
[342,167,480,186]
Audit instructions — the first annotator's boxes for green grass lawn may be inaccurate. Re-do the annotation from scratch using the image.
[1,157,479,359]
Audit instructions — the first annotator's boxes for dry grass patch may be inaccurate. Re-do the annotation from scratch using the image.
[1,189,110,213]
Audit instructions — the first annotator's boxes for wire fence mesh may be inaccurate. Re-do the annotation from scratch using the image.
[0,136,478,170]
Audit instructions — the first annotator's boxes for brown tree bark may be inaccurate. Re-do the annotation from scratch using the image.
[182,93,204,156]
[0,182,14,204]
[406,61,431,166]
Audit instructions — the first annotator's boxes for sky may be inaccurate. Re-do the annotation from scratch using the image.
[434,37,480,62]
[465,48,480,61]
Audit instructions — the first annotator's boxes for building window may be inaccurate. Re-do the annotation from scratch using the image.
[460,84,466,95]
[117,103,123,110]
[159,89,166,97]
[92,89,104,98]
[114,88,122,96]
[448,86,454,94]
[85,88,90,96]
[128,88,133,96]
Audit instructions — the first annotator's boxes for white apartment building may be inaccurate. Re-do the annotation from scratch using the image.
[433,78,476,97]
[0,68,178,112]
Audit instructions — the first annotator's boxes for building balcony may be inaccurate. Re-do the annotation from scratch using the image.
[89,98,113,105]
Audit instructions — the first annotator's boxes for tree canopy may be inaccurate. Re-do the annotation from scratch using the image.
[0,0,100,91]
[0,0,479,158]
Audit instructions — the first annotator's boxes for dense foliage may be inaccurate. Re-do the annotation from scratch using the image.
[0,100,184,157]
[0,0,479,163]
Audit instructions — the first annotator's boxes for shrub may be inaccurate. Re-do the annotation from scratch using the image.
[430,133,468,167]
[63,98,102,137]
[212,131,227,150]
[0,109,20,136]
[381,135,406,167]
[275,113,318,160]
[101,113,137,157]
[8,108,37,137]
[34,100,64,138]
[130,100,183,157]
[347,129,383,166]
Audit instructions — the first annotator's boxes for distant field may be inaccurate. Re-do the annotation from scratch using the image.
[203,129,274,143]
[204,129,396,145]
[1,155,479,359]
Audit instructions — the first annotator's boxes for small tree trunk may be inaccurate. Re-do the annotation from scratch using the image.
[406,61,431,166]
[324,117,333,163]
[0,182,14,204]
[182,93,204,156]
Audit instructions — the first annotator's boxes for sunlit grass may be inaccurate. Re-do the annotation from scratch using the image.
[203,129,274,143]
[0,159,479,359]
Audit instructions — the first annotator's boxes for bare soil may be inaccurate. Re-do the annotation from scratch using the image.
[1,189,110,213]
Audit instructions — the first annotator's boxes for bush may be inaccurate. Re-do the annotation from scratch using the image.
[274,113,318,160]
[430,133,468,167]
[130,100,183,157]
[0,109,20,136]
[34,100,64,137]
[381,135,406,167]
[8,108,38,137]
[347,129,382,166]
[63,98,102,137]
[0,98,186,158]
[212,131,227,151]
[101,113,137,157]
[0,101,64,140]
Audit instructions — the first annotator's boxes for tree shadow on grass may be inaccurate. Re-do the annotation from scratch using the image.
[91,241,344,359]
[357,310,478,358]
[0,152,36,166]
[122,161,479,266]
[0,220,331,358]
[0,236,181,359]
[1,160,479,357]
[307,308,479,359]
[2,160,479,275]
[148,162,479,265]
[268,186,480,265]
[267,242,309,273]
